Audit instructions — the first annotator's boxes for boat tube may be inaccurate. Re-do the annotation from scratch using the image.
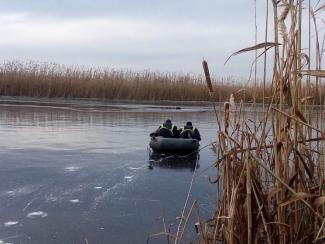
[149,136,199,154]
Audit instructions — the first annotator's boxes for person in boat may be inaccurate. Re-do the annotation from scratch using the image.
[151,119,178,138]
[178,121,201,141]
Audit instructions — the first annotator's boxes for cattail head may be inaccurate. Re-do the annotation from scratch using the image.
[202,60,214,94]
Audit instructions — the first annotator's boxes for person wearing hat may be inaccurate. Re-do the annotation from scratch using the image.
[178,121,201,141]
[150,119,178,138]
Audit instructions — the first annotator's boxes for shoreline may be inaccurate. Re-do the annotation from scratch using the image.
[0,95,213,107]
[0,96,217,113]
[1,96,323,111]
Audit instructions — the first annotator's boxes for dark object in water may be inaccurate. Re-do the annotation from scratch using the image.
[149,136,199,154]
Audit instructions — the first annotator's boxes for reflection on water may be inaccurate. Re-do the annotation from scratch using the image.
[148,152,200,171]
[0,98,218,244]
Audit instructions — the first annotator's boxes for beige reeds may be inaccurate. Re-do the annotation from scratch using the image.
[1,60,325,104]
[0,60,310,104]
[195,0,325,243]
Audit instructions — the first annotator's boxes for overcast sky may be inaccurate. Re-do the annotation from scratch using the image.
[0,0,321,78]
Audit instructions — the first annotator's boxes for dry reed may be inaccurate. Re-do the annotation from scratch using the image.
[1,61,325,105]
[0,61,277,103]
[191,0,325,243]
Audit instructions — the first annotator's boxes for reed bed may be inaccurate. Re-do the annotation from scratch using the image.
[1,61,325,104]
[150,0,325,244]
[0,61,275,102]
[185,0,325,243]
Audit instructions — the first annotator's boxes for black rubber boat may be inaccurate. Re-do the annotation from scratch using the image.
[149,136,199,154]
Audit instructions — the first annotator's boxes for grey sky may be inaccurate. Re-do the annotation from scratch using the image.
[0,0,320,78]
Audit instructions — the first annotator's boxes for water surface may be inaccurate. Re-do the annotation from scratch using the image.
[0,98,218,244]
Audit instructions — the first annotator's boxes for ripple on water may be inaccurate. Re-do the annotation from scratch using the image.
[26,211,48,218]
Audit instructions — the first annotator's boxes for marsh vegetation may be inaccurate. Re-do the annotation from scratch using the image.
[192,1,325,243]
[157,0,325,243]
[0,61,275,103]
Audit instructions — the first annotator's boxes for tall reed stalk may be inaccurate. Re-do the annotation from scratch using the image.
[195,0,325,243]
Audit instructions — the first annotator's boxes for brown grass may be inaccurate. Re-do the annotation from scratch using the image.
[163,1,325,244]
[1,61,324,105]
[0,61,276,103]
[190,1,325,243]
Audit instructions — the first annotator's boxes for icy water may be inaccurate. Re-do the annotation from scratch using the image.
[0,98,218,244]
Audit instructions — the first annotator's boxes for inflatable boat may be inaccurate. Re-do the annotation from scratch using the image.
[149,136,199,154]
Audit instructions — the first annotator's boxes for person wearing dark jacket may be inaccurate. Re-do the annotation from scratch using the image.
[178,121,201,141]
[150,119,178,138]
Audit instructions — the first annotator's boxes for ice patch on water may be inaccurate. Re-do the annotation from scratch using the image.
[45,195,58,203]
[93,183,124,209]
[124,176,133,182]
[69,199,79,203]
[26,211,48,218]
[128,166,143,170]
[94,186,102,190]
[6,185,38,197]
[64,166,81,172]
[4,221,18,227]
